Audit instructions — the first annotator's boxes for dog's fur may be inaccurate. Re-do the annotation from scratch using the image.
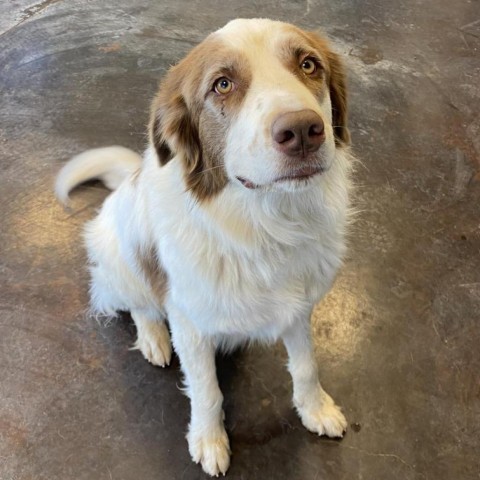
[56,19,354,476]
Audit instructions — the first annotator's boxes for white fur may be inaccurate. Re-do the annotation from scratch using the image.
[55,19,353,476]
[55,146,142,204]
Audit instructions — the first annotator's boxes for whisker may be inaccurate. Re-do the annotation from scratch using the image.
[191,164,226,177]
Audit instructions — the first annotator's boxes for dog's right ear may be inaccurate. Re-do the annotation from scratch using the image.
[148,44,228,201]
[149,91,175,165]
[148,65,202,168]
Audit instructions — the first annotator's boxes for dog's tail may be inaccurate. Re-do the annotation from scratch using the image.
[55,146,142,205]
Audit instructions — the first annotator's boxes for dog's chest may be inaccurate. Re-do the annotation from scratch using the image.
[161,221,343,339]
[149,162,350,339]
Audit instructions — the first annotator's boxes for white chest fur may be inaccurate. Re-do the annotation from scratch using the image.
[142,148,352,342]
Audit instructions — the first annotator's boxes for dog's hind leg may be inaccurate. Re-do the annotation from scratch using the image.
[130,310,172,367]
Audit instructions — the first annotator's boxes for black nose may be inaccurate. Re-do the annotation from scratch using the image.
[272,109,325,157]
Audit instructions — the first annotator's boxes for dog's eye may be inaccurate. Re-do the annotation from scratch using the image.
[300,57,317,75]
[214,77,234,95]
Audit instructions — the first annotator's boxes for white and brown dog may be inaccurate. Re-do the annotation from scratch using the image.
[56,18,353,476]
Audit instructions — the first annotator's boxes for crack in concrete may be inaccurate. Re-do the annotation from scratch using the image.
[0,0,62,37]
[20,0,62,21]
[343,445,428,479]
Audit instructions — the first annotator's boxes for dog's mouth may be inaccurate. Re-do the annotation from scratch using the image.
[236,165,325,190]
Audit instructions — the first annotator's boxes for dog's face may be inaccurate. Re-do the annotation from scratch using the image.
[150,19,349,200]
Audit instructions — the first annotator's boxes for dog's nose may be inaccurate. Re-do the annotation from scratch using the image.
[272,109,325,157]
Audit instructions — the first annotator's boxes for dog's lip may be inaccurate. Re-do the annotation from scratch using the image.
[275,165,325,182]
[236,165,325,189]
[236,176,258,189]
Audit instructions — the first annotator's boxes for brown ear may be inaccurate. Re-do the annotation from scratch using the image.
[326,49,350,146]
[148,66,202,170]
[148,55,228,200]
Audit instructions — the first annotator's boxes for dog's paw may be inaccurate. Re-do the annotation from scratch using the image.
[131,321,171,367]
[187,427,231,477]
[297,392,347,438]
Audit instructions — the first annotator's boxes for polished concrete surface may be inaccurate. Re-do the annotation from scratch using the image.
[1,1,479,479]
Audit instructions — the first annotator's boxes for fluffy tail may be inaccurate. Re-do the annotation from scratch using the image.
[55,146,142,205]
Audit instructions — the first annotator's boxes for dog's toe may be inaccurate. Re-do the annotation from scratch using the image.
[188,427,231,477]
[297,391,347,438]
[132,321,171,367]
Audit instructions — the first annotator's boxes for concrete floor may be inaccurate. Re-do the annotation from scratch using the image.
[1,1,479,479]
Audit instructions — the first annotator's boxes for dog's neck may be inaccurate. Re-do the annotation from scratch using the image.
[143,145,352,251]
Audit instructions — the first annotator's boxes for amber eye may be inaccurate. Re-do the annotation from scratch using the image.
[214,77,234,95]
[300,57,317,75]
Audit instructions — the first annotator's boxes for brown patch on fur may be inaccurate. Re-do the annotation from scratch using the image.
[149,35,251,201]
[280,37,328,105]
[280,33,326,77]
[136,245,168,302]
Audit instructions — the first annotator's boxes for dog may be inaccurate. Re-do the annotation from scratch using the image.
[55,18,353,476]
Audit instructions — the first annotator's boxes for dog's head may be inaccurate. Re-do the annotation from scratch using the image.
[149,18,349,200]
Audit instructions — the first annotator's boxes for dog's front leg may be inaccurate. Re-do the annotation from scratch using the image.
[282,320,348,438]
[169,308,230,477]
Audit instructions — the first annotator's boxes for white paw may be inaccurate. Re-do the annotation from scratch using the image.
[187,427,231,477]
[131,321,171,367]
[297,392,347,438]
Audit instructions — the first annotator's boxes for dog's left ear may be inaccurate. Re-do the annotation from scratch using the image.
[305,32,350,146]
[325,49,350,146]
